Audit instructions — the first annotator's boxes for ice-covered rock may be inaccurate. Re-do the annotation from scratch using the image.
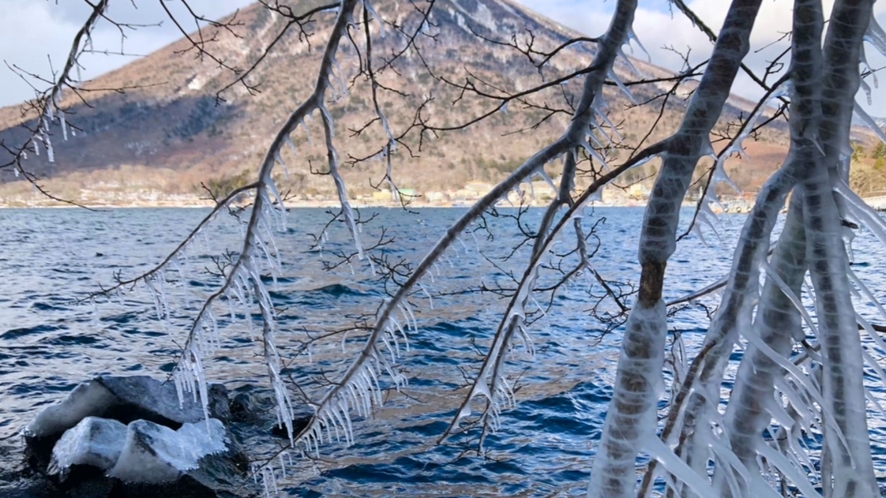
[48,417,127,478]
[15,377,319,496]
[21,376,247,497]
[25,376,230,440]
[97,376,230,426]
[45,416,229,485]
[108,419,228,484]
[25,382,118,439]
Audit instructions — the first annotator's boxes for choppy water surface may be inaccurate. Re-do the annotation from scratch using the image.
[1,207,886,496]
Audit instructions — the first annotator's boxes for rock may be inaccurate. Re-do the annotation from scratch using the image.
[107,418,228,483]
[48,417,127,478]
[231,390,312,440]
[25,382,118,439]
[35,418,245,497]
[96,375,231,426]
[25,376,230,441]
[229,392,260,423]
[269,415,312,440]
[21,376,250,497]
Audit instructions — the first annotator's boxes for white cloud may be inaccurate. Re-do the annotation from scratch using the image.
[0,0,252,107]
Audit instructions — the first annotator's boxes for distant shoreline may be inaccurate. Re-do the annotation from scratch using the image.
[0,200,655,210]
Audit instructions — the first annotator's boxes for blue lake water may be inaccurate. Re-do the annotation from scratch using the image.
[1,206,885,496]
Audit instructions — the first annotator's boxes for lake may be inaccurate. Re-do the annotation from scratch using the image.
[1,206,885,496]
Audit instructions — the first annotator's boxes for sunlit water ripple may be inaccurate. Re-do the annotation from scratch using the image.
[1,207,885,496]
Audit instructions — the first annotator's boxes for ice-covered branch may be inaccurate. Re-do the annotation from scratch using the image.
[678,73,789,242]
[674,1,823,490]
[800,1,878,494]
[288,0,647,457]
[717,197,807,496]
[435,0,665,446]
[164,0,365,443]
[215,2,341,100]
[674,0,879,495]
[0,0,109,206]
[462,23,599,73]
[427,66,703,134]
[83,182,259,301]
[590,1,764,496]
[290,138,565,453]
[158,0,244,76]
[670,0,792,100]
[361,3,401,203]
[439,145,663,446]
[705,2,822,486]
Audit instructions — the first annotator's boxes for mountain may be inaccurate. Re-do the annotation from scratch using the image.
[0,0,792,206]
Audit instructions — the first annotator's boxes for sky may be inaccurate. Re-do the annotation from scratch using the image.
[2,0,886,115]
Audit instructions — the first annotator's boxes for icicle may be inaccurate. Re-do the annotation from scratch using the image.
[45,134,54,163]
[756,444,823,498]
[743,325,852,456]
[703,188,727,213]
[853,102,886,144]
[379,331,397,360]
[285,135,298,157]
[761,261,819,336]
[263,176,285,212]
[330,57,348,100]
[319,105,335,138]
[607,69,636,104]
[860,75,873,106]
[340,330,352,354]
[691,222,708,246]
[362,0,385,37]
[587,128,607,149]
[144,277,164,321]
[59,109,68,141]
[418,282,433,309]
[849,269,886,327]
[586,187,603,204]
[260,468,271,498]
[618,48,642,78]
[707,437,754,495]
[644,438,717,497]
[536,170,558,197]
[298,118,313,145]
[697,210,723,243]
[627,27,651,62]
[836,182,886,243]
[380,114,395,146]
[699,200,721,229]
[712,154,741,193]
[579,137,609,171]
[865,16,886,58]
[400,302,417,332]
[593,105,624,143]
[274,150,289,180]
[517,322,535,356]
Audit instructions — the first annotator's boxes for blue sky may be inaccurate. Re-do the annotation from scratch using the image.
[1,0,885,115]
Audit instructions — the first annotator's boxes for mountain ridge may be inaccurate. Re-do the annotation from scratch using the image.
[0,0,792,206]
